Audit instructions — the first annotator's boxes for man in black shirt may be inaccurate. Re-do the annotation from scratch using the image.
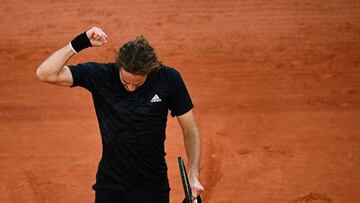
[36,26,204,203]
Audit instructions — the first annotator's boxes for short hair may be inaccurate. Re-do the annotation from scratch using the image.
[115,35,161,75]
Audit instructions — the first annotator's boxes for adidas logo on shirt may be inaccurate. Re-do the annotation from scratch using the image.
[150,94,162,103]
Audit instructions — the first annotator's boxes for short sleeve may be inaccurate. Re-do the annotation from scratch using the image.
[68,62,103,92]
[167,68,194,117]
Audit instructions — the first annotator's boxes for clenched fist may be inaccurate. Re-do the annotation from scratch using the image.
[86,27,109,47]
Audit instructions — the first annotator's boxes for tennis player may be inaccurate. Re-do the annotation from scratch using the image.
[36,26,204,203]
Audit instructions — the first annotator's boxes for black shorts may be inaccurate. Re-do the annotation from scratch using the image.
[94,188,169,203]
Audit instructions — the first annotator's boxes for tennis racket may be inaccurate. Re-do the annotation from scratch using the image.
[178,156,202,203]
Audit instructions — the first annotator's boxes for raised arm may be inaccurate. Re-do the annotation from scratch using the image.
[36,27,108,86]
[177,110,204,202]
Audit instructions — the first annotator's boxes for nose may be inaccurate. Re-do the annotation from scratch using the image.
[126,84,136,92]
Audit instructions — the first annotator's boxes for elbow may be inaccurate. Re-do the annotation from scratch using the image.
[36,66,54,82]
[36,67,45,81]
[184,127,200,138]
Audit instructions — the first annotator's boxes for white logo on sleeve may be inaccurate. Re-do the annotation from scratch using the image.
[150,94,162,103]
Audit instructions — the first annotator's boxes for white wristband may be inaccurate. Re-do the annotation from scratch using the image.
[68,42,78,54]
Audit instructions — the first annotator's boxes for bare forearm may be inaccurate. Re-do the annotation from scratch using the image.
[183,127,201,176]
[36,44,75,81]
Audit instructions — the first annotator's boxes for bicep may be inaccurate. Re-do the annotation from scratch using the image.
[45,66,73,87]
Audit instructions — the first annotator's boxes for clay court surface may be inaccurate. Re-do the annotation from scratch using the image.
[1,0,360,202]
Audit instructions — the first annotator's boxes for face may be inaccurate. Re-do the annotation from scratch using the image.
[119,68,147,92]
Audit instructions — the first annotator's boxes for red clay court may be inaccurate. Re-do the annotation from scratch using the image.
[0,0,359,202]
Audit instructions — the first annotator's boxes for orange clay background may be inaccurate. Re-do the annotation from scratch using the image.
[0,0,359,202]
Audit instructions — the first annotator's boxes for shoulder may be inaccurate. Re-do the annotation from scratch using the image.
[159,64,182,81]
[68,62,116,75]
[157,64,188,92]
[96,62,117,75]
[80,62,116,71]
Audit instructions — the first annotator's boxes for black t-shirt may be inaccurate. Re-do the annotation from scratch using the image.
[68,62,193,192]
